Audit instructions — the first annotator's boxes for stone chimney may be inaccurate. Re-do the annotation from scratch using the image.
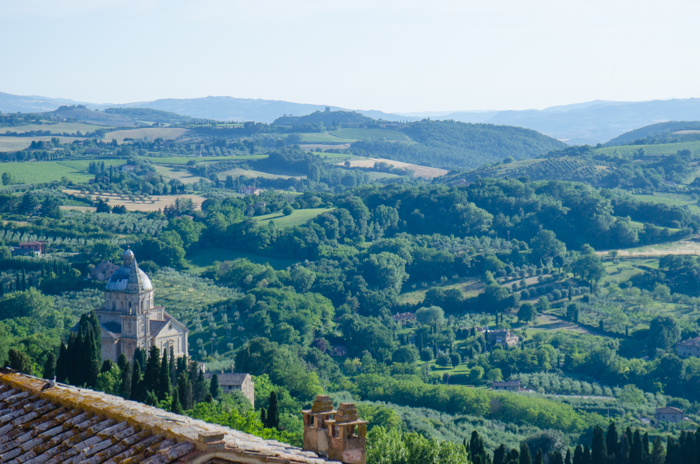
[302,398,368,464]
[302,395,336,456]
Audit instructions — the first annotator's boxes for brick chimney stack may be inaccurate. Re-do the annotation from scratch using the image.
[302,397,368,464]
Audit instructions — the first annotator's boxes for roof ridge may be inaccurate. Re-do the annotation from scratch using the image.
[0,371,338,464]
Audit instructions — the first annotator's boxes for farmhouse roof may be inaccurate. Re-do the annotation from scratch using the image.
[18,241,44,246]
[492,380,521,387]
[656,407,684,414]
[203,373,250,387]
[677,336,700,347]
[0,370,339,464]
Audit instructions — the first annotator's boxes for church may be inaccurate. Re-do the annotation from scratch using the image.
[95,248,189,363]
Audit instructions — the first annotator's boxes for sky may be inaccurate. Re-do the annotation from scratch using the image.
[2,0,700,113]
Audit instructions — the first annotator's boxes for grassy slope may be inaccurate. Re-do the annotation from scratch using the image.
[254,208,332,228]
[596,140,700,156]
[187,248,297,273]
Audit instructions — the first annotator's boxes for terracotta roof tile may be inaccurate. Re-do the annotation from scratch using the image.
[0,371,341,464]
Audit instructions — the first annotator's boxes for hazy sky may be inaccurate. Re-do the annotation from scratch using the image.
[2,0,700,113]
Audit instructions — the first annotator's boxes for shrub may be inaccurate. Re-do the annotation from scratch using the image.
[436,355,450,367]
[420,348,434,362]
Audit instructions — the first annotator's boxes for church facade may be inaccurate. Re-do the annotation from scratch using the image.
[95,248,189,363]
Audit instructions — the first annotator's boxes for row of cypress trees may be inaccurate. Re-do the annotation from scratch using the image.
[465,421,697,464]
[55,311,102,388]
[52,310,218,415]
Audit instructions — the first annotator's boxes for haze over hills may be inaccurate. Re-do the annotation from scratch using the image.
[4,91,700,145]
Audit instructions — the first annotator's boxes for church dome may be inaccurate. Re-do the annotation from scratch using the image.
[105,248,153,293]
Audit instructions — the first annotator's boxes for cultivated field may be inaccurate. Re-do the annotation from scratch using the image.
[298,133,356,144]
[601,240,700,258]
[339,157,449,179]
[217,168,304,180]
[0,136,82,152]
[104,128,189,143]
[63,189,206,212]
[2,122,108,135]
[144,155,266,164]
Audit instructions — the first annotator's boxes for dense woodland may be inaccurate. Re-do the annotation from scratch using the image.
[3,111,700,462]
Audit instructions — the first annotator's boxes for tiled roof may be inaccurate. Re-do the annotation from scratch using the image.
[492,380,521,387]
[656,407,684,414]
[677,336,700,347]
[0,370,339,464]
[203,373,250,387]
[149,320,169,336]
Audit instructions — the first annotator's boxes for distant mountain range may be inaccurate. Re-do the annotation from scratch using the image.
[3,91,700,145]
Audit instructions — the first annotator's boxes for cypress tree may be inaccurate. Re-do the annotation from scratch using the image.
[15,274,20,292]
[157,350,170,401]
[0,281,4,297]
[507,449,519,463]
[583,445,591,464]
[210,373,222,400]
[619,434,630,464]
[682,432,697,464]
[267,391,279,429]
[117,354,128,373]
[131,360,144,401]
[651,437,665,464]
[55,342,68,383]
[564,449,572,464]
[134,347,147,369]
[592,426,608,464]
[88,359,100,389]
[194,369,207,404]
[666,438,682,464]
[494,445,506,464]
[520,443,532,464]
[470,431,486,461]
[169,349,177,386]
[260,408,267,427]
[550,451,564,464]
[630,430,644,464]
[643,432,650,457]
[171,389,183,414]
[101,360,114,373]
[606,422,619,461]
[573,445,584,464]
[143,346,161,394]
[120,360,132,399]
[534,450,544,464]
[177,372,193,410]
[145,390,159,406]
[43,352,56,380]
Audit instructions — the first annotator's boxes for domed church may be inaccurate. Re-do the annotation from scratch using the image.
[95,248,189,363]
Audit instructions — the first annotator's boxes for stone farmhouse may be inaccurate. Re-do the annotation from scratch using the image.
[204,372,255,406]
